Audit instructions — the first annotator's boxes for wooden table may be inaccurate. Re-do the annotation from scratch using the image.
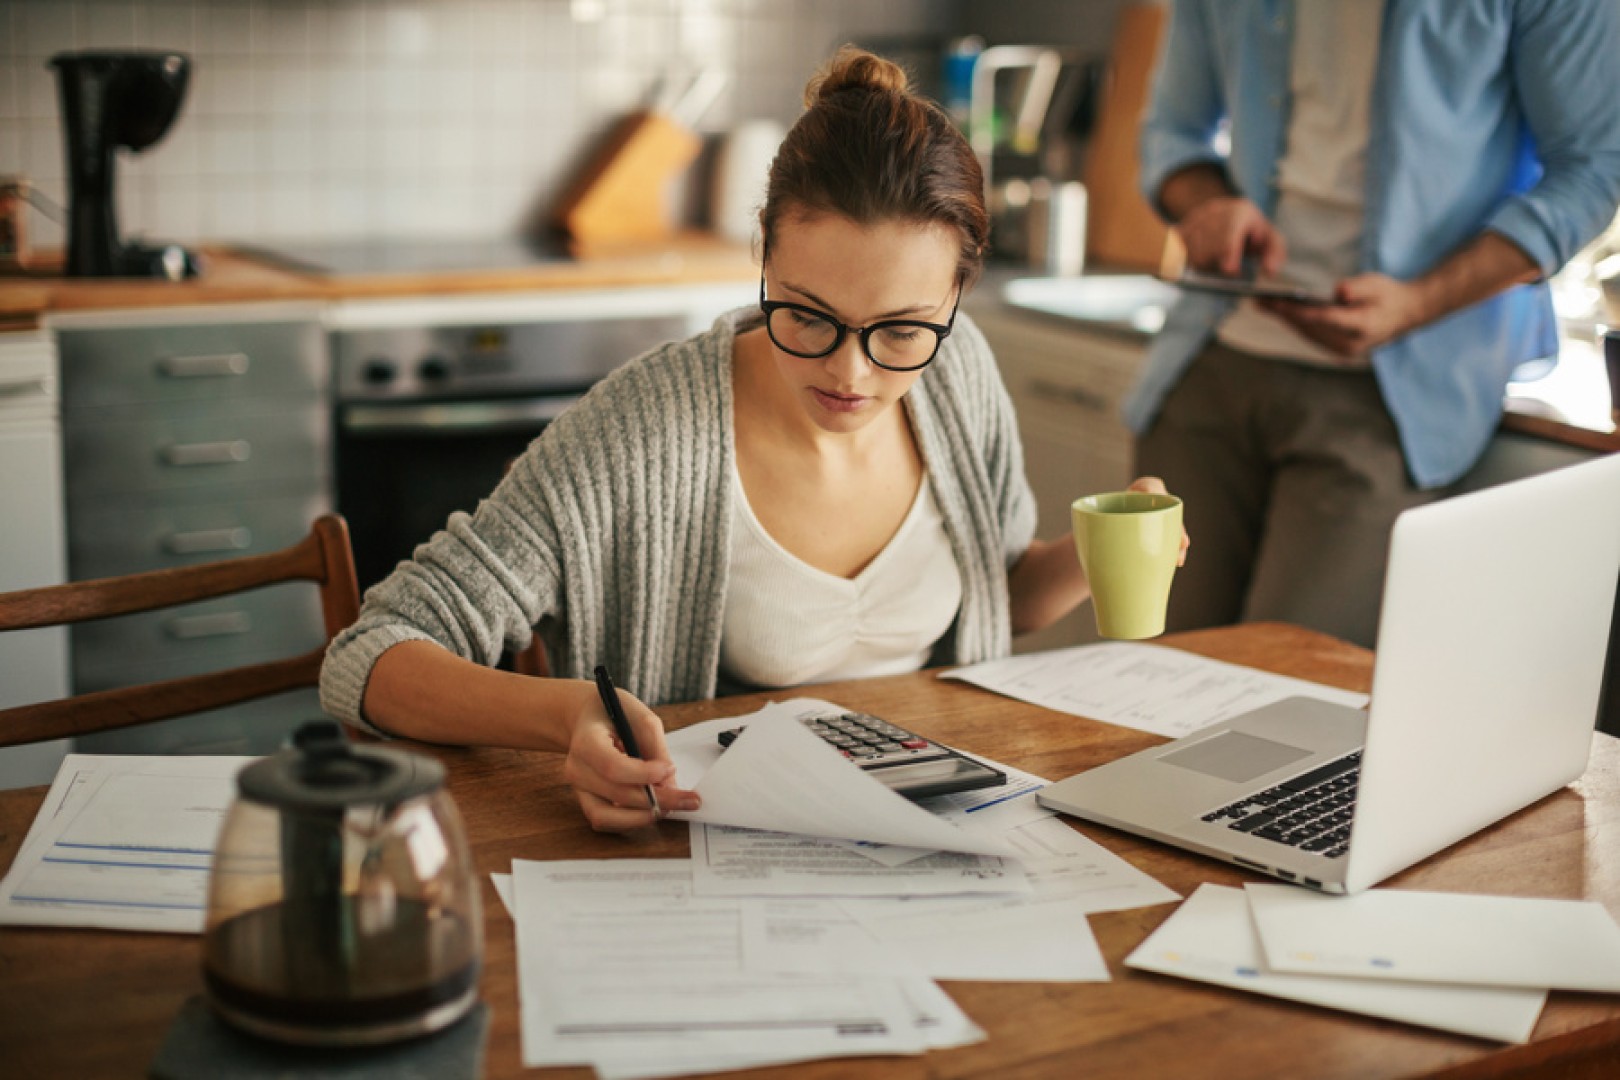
[3,624,1618,1078]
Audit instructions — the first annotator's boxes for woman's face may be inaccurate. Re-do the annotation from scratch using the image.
[760,211,961,435]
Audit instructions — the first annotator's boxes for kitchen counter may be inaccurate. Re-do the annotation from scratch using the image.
[0,232,759,330]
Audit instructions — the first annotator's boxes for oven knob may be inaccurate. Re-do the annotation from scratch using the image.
[362,358,397,385]
[418,355,452,382]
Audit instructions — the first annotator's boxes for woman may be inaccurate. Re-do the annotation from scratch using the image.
[320,47,1180,831]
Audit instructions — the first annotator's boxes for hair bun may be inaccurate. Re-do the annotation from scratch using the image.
[805,45,910,106]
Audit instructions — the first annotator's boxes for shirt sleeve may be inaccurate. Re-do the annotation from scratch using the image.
[318,436,569,734]
[1138,0,1231,213]
[1484,0,1620,274]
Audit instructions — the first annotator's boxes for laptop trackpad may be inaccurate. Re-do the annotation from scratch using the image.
[1160,731,1312,783]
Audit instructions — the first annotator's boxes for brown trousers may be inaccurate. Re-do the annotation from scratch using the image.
[1135,340,1445,648]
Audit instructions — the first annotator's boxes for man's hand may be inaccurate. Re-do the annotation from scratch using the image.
[1260,273,1432,359]
[1175,195,1287,278]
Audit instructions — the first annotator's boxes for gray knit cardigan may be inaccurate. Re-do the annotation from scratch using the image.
[319,307,1037,732]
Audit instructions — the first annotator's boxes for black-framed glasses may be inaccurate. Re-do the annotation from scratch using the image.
[758,271,962,372]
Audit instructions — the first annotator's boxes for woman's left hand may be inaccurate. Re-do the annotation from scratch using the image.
[1126,475,1191,566]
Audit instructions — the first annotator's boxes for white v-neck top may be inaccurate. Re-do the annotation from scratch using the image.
[718,464,963,690]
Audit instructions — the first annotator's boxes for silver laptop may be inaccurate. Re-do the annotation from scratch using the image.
[1038,453,1620,894]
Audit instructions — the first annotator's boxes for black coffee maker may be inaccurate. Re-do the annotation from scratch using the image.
[51,50,200,279]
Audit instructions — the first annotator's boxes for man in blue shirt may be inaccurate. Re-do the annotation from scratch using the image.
[1126,0,1620,646]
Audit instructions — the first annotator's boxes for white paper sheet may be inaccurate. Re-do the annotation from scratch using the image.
[1001,816,1181,913]
[496,869,984,1076]
[944,642,1368,738]
[510,858,975,1078]
[1246,884,1620,992]
[822,758,1056,868]
[666,700,1018,857]
[735,817,1176,982]
[0,754,249,933]
[1126,885,1547,1043]
[689,822,1029,898]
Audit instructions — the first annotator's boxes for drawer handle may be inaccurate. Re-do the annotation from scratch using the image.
[163,527,253,555]
[165,611,253,640]
[163,440,252,466]
[0,374,51,397]
[158,353,250,378]
[1028,377,1109,413]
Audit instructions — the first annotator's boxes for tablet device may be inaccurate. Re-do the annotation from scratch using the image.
[1169,269,1336,305]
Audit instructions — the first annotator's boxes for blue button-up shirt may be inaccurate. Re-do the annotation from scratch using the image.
[1124,0,1620,487]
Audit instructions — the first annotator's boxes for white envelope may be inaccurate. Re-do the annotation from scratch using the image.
[1126,885,1546,1043]
[1246,884,1620,992]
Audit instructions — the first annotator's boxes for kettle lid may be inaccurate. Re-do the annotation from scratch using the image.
[237,720,445,812]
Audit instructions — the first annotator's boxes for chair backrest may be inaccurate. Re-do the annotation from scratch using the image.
[0,514,361,748]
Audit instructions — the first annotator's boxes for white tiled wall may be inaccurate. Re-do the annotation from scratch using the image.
[0,0,961,248]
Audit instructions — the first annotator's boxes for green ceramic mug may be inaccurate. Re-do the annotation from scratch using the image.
[1071,491,1183,640]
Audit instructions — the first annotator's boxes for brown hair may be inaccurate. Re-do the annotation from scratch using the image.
[761,46,988,286]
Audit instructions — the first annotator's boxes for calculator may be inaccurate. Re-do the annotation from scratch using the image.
[717,711,1006,801]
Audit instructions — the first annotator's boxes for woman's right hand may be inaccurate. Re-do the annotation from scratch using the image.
[562,683,701,832]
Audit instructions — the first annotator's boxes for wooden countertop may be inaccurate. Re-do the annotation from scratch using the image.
[1502,408,1620,455]
[0,232,759,329]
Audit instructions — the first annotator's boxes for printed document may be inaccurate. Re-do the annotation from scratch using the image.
[0,754,247,933]
[689,821,1029,898]
[735,816,1177,981]
[945,642,1368,738]
[510,858,982,1079]
[1127,885,1547,1042]
[1246,884,1620,991]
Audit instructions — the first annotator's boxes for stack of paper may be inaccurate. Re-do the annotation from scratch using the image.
[499,697,1182,1077]
[0,754,247,933]
[1127,883,1620,1042]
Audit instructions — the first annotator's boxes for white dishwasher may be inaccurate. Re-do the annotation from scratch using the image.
[0,330,71,789]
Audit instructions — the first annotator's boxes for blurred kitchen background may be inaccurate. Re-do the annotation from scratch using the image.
[0,0,1137,250]
[1,0,1615,788]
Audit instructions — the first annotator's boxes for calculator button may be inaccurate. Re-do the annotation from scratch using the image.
[900,738,929,750]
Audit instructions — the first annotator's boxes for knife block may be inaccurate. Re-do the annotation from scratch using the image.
[555,110,702,248]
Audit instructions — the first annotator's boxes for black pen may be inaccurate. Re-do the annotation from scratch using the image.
[594,664,661,816]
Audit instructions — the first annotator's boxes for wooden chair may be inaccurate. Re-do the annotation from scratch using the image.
[0,514,360,749]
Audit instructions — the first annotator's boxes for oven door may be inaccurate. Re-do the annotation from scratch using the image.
[336,393,581,594]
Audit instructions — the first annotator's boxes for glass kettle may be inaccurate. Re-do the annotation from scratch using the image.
[203,721,482,1046]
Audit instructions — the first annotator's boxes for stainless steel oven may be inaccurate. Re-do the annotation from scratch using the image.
[333,317,687,593]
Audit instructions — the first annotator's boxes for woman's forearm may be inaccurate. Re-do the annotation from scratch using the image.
[361,639,591,751]
[1008,535,1091,635]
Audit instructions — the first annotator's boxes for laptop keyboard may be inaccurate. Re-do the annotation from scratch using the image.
[1200,751,1362,859]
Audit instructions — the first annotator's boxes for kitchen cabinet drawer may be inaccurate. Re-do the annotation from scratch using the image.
[63,397,329,501]
[71,585,324,690]
[58,320,324,410]
[67,488,329,579]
